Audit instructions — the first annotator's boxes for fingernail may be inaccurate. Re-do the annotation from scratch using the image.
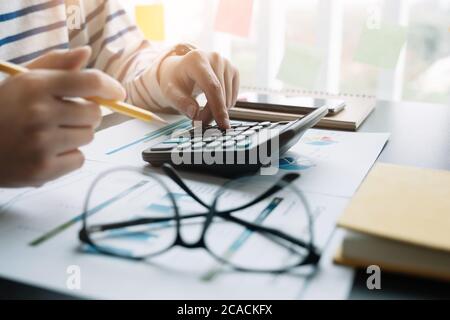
[187,105,197,119]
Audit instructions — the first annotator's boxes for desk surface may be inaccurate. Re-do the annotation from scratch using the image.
[1,99,449,299]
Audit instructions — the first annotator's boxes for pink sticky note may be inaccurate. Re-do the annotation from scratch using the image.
[214,0,254,37]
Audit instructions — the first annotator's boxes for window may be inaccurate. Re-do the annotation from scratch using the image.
[122,0,450,104]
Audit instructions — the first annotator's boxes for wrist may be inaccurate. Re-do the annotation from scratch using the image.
[158,55,182,86]
[138,44,195,111]
[157,43,195,84]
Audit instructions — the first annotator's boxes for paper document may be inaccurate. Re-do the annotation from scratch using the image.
[0,164,349,299]
[83,115,191,167]
[85,118,389,198]
[0,119,389,299]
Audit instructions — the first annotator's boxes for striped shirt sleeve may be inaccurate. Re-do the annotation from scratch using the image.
[68,0,173,112]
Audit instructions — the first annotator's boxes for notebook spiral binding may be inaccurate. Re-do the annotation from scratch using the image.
[241,85,376,100]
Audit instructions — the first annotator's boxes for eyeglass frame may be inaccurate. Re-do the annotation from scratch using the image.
[79,164,321,274]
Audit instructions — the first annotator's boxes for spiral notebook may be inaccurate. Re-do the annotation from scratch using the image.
[230,87,376,131]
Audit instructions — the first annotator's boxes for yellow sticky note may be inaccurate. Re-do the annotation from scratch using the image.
[135,4,165,41]
[214,0,254,37]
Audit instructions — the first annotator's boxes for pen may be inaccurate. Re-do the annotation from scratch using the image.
[0,60,168,124]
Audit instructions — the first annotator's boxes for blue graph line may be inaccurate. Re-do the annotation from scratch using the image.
[106,229,158,241]
[201,197,283,281]
[106,119,192,155]
[29,181,149,246]
[225,198,282,254]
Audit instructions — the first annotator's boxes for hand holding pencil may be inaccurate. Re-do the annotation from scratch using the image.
[0,47,165,187]
[0,48,167,124]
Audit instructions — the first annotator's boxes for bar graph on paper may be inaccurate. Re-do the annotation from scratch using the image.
[82,117,192,166]
[0,161,148,247]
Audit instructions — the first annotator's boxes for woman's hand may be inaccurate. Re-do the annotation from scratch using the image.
[158,50,240,129]
[0,47,126,187]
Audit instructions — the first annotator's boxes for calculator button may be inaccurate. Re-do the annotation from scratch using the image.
[203,129,222,138]
[269,123,280,129]
[172,129,191,138]
[236,140,252,149]
[162,139,178,144]
[230,122,242,127]
[234,135,247,142]
[235,126,250,131]
[177,142,192,150]
[202,137,215,143]
[151,144,176,152]
[165,137,190,144]
[192,142,206,149]
[191,137,203,143]
[217,136,231,142]
[226,131,240,137]
[243,130,256,137]
[223,140,236,149]
[206,141,222,149]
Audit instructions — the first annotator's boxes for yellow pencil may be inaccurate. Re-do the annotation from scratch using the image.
[0,60,168,124]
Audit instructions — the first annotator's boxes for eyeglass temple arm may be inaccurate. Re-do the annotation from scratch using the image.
[162,164,210,209]
[222,213,317,252]
[86,210,316,252]
[257,230,320,265]
[217,173,300,215]
[85,213,207,233]
[162,164,301,216]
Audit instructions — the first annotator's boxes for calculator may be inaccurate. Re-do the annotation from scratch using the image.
[142,106,328,177]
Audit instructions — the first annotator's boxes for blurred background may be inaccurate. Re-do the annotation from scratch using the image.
[120,0,450,105]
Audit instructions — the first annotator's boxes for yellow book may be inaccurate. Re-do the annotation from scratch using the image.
[335,163,450,282]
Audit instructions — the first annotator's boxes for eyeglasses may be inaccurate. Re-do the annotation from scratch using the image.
[79,164,321,274]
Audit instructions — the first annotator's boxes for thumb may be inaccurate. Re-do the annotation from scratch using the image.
[26,46,92,71]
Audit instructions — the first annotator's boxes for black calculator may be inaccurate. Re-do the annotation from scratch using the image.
[142,106,328,177]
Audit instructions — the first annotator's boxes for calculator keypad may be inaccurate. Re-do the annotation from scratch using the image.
[150,121,283,153]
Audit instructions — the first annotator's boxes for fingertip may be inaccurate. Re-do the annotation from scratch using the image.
[198,104,230,129]
[71,45,92,56]
[216,109,231,129]
[76,46,92,65]
[109,79,127,101]
[79,45,92,56]
[67,46,92,70]
[221,117,231,130]
[186,104,198,119]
